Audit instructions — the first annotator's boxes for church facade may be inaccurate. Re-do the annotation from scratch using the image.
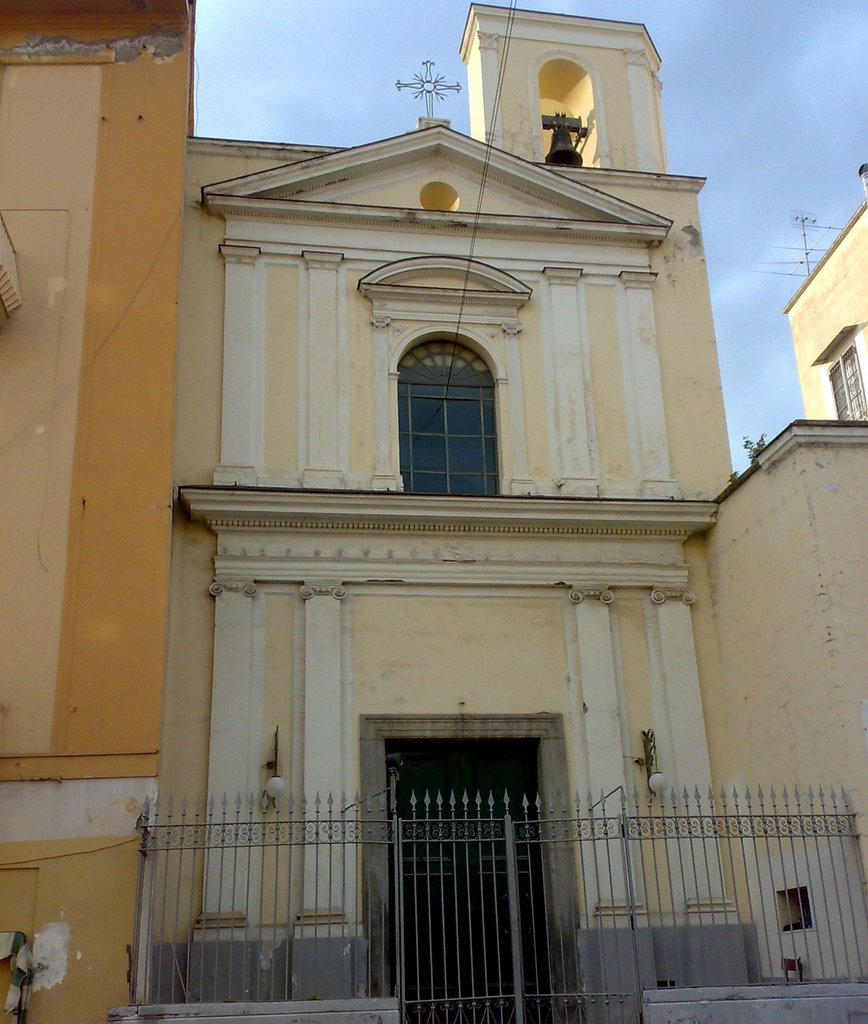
[165,2,729,833]
[147,5,866,1019]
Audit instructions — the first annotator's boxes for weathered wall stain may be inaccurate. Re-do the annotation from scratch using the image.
[32,920,70,992]
[0,29,184,64]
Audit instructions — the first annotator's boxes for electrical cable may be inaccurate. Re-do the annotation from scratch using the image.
[410,1,518,456]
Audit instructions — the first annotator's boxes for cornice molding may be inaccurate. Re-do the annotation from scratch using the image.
[181,487,717,539]
[203,127,671,237]
[552,166,706,195]
[209,195,668,245]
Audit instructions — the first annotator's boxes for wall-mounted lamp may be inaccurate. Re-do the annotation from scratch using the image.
[639,729,668,796]
[262,726,287,809]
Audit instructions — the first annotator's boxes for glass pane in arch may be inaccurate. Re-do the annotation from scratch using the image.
[398,340,498,495]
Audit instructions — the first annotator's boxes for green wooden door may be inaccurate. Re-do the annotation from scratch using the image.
[390,740,548,1022]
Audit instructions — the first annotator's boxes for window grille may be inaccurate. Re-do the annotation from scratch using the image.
[830,345,867,420]
[398,341,498,495]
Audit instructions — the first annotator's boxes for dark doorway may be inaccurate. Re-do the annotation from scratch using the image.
[387,739,551,1024]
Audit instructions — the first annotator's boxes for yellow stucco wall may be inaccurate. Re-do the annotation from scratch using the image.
[0,12,191,776]
[705,434,868,808]
[0,837,138,1022]
[786,206,868,419]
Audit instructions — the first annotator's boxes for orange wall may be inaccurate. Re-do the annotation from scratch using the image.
[0,11,191,777]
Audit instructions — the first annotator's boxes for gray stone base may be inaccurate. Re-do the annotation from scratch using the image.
[108,997,399,1024]
[643,983,868,1023]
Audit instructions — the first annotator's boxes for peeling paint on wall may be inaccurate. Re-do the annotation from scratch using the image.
[0,29,184,65]
[32,920,70,992]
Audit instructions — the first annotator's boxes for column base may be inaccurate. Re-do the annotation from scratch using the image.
[594,899,646,923]
[641,478,682,499]
[557,476,599,497]
[370,473,400,491]
[214,464,257,485]
[303,468,345,488]
[509,477,537,495]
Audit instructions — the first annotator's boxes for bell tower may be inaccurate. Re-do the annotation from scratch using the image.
[460,4,668,172]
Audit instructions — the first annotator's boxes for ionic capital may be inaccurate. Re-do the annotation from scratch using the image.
[569,587,615,605]
[477,31,499,51]
[650,587,695,605]
[371,313,391,330]
[209,580,257,597]
[300,584,347,601]
[500,319,522,337]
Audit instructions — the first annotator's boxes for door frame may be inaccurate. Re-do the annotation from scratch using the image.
[359,714,570,1002]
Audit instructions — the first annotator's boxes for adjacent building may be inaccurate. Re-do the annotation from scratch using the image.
[0,3,193,1022]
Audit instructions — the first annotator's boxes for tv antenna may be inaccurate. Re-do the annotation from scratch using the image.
[791,210,818,274]
[756,212,844,278]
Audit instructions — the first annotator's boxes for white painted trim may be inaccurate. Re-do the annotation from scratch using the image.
[202,126,671,233]
[215,245,263,484]
[756,419,868,469]
[388,321,508,384]
[625,49,662,172]
[182,486,717,536]
[503,321,533,492]
[542,267,597,495]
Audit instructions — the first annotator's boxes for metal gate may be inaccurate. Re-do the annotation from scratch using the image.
[394,787,868,1024]
[396,793,639,1024]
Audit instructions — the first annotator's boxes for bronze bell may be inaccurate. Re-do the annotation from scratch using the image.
[543,112,586,167]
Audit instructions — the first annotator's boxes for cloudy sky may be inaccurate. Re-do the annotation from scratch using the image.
[192,0,868,472]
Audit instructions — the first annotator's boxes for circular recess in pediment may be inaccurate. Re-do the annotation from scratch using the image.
[419,181,460,212]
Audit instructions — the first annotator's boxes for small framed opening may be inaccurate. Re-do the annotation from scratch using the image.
[776,885,812,931]
[419,181,460,212]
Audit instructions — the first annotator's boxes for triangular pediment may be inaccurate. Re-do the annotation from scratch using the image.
[203,126,671,243]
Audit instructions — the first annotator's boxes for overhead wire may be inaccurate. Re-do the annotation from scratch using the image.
[412,0,519,449]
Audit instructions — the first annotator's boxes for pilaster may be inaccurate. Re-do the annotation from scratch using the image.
[501,318,534,494]
[301,582,346,800]
[300,581,349,923]
[302,251,345,488]
[570,587,624,795]
[204,579,263,917]
[617,271,679,497]
[215,245,263,485]
[543,267,597,495]
[624,47,665,173]
[370,314,399,490]
[647,586,712,792]
[477,32,503,148]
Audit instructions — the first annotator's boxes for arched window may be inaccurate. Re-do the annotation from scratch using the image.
[398,340,498,495]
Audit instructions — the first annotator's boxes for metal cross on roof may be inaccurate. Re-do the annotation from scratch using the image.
[395,60,461,119]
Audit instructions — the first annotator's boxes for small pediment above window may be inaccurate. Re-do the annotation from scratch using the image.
[0,215,22,329]
[358,256,532,315]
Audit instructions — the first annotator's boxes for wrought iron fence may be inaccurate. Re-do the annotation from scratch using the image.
[133,785,868,1023]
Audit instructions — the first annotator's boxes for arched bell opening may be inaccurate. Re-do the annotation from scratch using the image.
[538,58,597,167]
